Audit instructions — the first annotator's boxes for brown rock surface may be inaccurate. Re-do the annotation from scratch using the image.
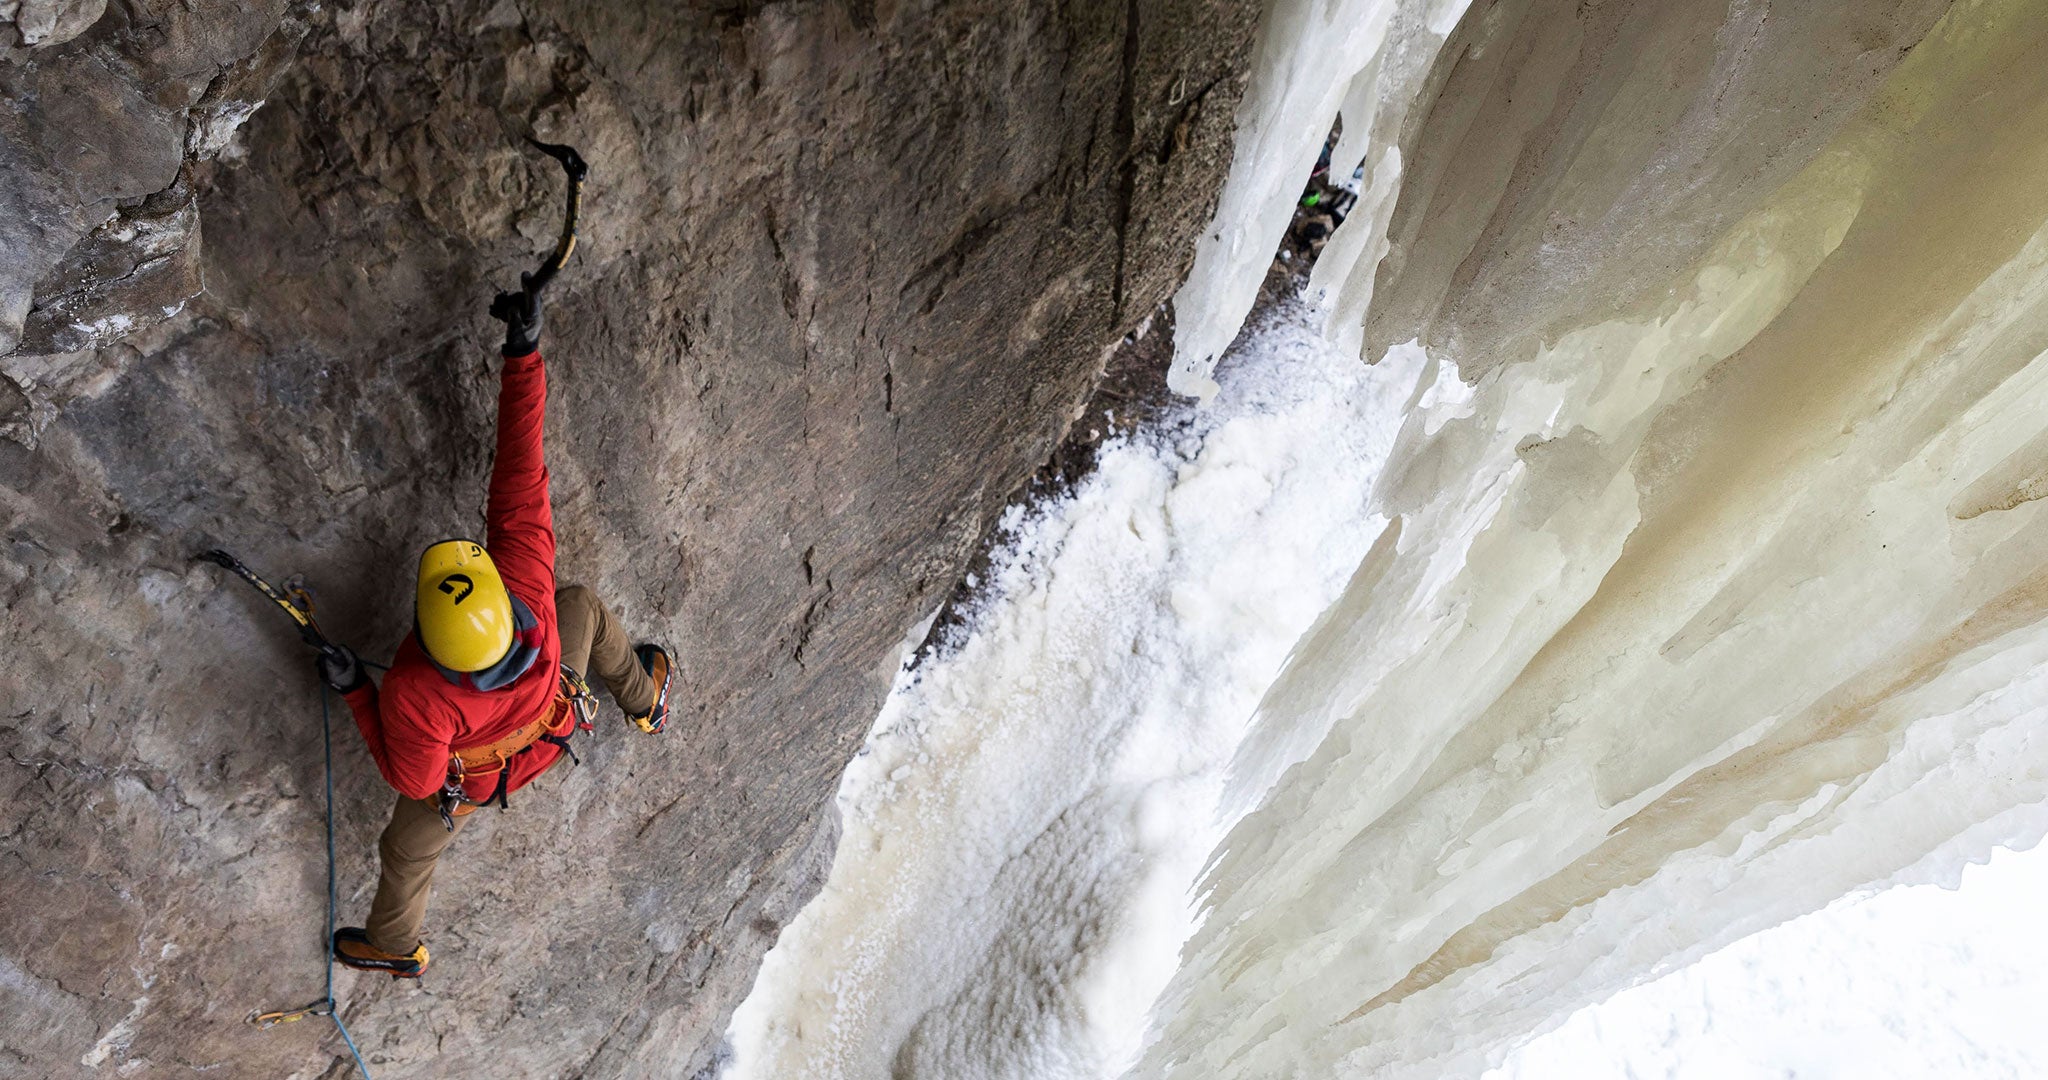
[0,1,1259,1075]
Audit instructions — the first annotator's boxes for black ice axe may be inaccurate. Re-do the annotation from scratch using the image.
[513,136,589,298]
[499,139,589,309]
[194,549,350,668]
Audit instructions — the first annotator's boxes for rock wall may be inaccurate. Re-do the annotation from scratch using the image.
[0,1,1259,1076]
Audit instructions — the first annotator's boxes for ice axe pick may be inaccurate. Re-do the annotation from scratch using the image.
[517,136,589,297]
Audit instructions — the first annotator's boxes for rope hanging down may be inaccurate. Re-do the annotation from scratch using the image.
[200,550,375,1079]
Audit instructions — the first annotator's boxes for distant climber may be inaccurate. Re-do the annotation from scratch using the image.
[315,279,674,979]
[1288,132,1359,258]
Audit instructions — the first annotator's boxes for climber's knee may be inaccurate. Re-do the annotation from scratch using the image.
[379,799,456,866]
[556,583,597,621]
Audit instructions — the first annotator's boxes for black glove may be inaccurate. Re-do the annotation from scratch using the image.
[318,644,368,694]
[488,272,543,356]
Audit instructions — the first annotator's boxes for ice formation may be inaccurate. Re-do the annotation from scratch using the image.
[734,0,2048,1076]
[1490,841,2048,1078]
[725,312,1425,1079]
[1167,0,1472,398]
[1136,1,2048,1076]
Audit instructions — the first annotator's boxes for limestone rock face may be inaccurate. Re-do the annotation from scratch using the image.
[0,1,1259,1076]
[0,0,291,362]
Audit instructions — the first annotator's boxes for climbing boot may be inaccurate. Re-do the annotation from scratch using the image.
[333,927,428,979]
[628,643,673,734]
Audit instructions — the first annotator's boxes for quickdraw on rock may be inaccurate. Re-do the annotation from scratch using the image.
[197,549,350,668]
[248,997,333,1030]
[198,550,375,1079]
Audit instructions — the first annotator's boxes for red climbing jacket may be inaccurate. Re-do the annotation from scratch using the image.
[341,348,565,803]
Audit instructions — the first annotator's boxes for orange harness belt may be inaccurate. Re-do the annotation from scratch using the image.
[449,693,573,782]
[437,666,598,825]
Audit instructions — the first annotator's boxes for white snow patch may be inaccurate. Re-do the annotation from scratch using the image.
[72,312,135,339]
[187,99,265,158]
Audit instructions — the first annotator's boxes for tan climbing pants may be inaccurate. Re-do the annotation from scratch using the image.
[554,583,659,719]
[364,583,656,954]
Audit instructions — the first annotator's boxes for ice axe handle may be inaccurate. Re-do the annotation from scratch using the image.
[194,548,341,657]
[523,137,588,297]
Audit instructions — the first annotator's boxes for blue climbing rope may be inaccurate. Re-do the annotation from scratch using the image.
[320,684,375,1078]
[247,678,380,1078]
[203,550,377,1076]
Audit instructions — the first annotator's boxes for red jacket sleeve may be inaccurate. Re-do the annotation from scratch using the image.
[485,348,556,600]
[343,681,452,800]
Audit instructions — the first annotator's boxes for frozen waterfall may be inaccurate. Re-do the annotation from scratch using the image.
[1135,0,2048,1074]
[726,306,1427,1079]
[727,0,2048,1076]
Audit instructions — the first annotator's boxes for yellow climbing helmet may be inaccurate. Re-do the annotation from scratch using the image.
[416,540,514,672]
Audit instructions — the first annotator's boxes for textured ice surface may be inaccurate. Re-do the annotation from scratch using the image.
[1133,4,2048,1076]
[725,311,1425,1079]
[1166,0,1471,397]
[735,1,2048,1076]
[1489,841,2048,1080]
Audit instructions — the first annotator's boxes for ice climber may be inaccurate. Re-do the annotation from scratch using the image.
[315,281,674,978]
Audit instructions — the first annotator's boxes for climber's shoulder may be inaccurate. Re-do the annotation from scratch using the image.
[375,642,462,725]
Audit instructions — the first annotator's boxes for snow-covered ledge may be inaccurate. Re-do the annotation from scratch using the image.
[1143,0,2048,1076]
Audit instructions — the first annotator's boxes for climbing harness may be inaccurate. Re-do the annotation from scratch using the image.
[435,663,597,830]
[517,136,588,298]
[199,551,375,1079]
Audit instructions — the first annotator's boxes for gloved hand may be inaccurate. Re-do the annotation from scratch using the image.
[488,272,543,356]
[318,645,368,694]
